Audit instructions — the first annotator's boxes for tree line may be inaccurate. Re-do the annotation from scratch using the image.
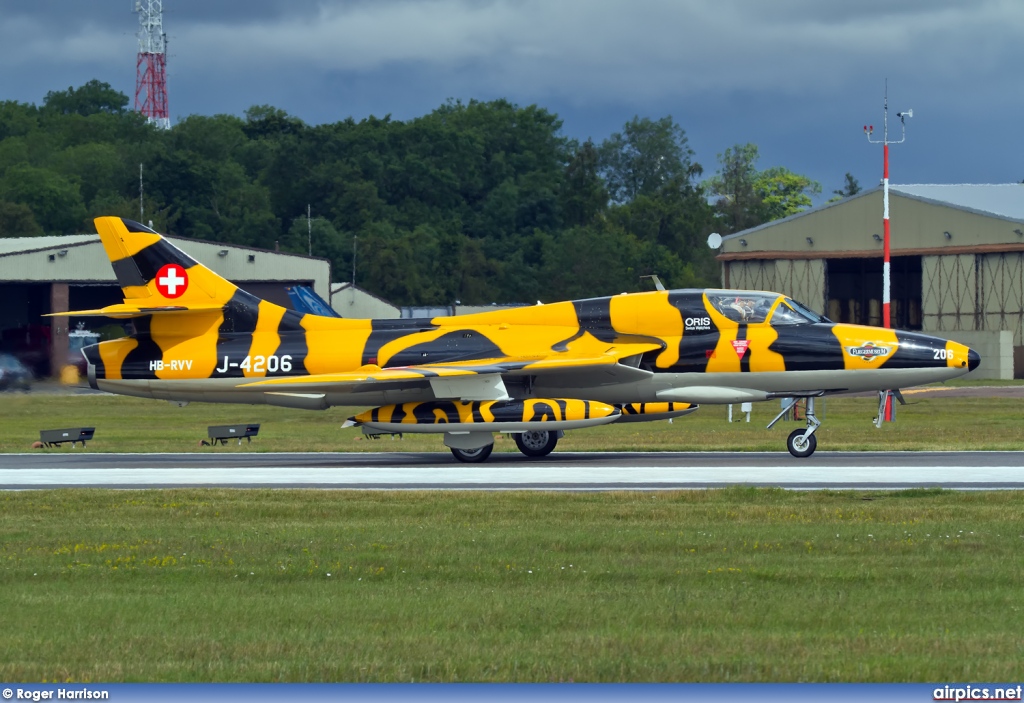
[0,80,847,305]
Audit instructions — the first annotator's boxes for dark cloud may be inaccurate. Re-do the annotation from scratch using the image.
[2,0,1023,193]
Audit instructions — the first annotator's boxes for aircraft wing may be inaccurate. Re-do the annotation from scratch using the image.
[238,341,660,394]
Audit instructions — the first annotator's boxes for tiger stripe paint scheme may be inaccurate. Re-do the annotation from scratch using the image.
[618,402,698,423]
[70,217,980,459]
[348,398,621,434]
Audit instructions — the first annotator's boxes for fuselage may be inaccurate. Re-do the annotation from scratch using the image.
[83,288,979,408]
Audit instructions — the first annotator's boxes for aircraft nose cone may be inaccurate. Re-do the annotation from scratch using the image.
[968,348,981,372]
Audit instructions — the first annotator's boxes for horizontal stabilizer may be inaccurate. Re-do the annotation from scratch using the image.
[45,303,225,319]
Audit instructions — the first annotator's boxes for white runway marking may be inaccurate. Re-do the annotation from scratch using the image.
[2,450,1024,489]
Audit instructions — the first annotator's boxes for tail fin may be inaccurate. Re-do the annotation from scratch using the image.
[53,217,243,318]
[95,217,235,306]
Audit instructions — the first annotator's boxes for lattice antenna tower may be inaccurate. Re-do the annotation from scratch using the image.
[134,0,170,129]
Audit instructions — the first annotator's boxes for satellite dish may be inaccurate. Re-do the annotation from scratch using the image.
[707,232,723,249]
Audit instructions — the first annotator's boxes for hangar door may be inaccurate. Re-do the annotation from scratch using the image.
[926,252,1024,376]
[827,256,921,329]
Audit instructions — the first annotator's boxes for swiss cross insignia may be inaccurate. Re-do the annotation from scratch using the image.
[155,264,189,298]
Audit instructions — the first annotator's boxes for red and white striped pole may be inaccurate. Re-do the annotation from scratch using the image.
[883,142,890,328]
[865,85,910,423]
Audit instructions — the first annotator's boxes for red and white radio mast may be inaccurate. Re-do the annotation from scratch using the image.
[134,0,170,129]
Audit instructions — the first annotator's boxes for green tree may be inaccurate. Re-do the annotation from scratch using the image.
[828,172,861,202]
[756,166,821,221]
[0,164,88,234]
[51,142,125,208]
[243,105,305,140]
[559,139,607,227]
[0,201,43,237]
[283,214,344,262]
[43,80,129,116]
[598,116,696,203]
[705,143,762,233]
[0,101,39,141]
[706,143,820,233]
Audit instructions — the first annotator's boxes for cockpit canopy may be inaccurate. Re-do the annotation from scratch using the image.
[706,292,827,326]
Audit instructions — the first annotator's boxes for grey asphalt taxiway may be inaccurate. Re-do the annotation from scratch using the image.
[1,451,1022,489]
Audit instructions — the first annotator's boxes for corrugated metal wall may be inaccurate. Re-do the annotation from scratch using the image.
[923,254,978,334]
[980,252,1024,346]
[923,252,1024,346]
[727,259,826,314]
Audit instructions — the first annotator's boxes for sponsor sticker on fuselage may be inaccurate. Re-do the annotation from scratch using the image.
[684,316,712,332]
[845,343,891,361]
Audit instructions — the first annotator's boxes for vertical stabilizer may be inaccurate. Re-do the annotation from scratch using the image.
[93,217,234,305]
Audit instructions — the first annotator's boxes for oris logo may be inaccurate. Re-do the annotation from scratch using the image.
[685,316,712,331]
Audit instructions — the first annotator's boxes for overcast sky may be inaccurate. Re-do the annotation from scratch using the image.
[2,0,1023,199]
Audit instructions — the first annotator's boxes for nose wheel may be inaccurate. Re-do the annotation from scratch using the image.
[786,429,817,458]
[769,396,822,458]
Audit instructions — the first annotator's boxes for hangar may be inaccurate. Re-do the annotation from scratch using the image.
[0,234,330,378]
[330,282,401,319]
[718,184,1024,379]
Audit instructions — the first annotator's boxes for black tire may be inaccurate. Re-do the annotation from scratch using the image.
[450,444,494,463]
[787,429,817,458]
[514,430,558,457]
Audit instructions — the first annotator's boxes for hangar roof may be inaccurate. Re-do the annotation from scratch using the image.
[0,233,332,299]
[891,184,1024,221]
[718,183,1024,260]
[0,234,96,254]
[723,183,1024,244]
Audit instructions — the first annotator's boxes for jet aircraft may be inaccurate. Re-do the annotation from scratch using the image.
[68,217,980,462]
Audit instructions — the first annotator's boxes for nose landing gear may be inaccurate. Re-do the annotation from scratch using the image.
[768,396,822,458]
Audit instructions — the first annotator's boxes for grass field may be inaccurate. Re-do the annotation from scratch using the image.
[1,390,1022,453]
[1,488,1023,682]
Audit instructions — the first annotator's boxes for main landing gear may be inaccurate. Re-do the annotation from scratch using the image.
[768,396,822,458]
[448,430,561,463]
[450,444,494,463]
[514,430,559,457]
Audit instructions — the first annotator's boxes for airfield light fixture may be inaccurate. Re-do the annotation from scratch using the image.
[805,237,814,246]
[872,234,882,242]
[739,239,747,247]
[944,231,952,240]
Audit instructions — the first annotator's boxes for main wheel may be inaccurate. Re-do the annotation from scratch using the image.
[787,429,817,458]
[514,430,558,457]
[450,444,494,463]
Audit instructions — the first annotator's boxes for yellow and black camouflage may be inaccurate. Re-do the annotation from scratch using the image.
[65,217,980,460]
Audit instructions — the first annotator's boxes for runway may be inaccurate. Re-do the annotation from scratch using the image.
[1,451,1022,489]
